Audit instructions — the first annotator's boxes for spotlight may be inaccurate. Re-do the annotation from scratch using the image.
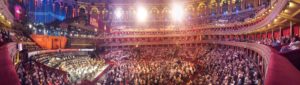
[171,3,185,22]
[114,8,122,19]
[136,6,148,23]
[28,24,33,28]
[16,10,21,14]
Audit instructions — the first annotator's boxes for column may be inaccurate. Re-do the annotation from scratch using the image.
[241,0,246,10]
[265,31,268,39]
[228,0,233,14]
[260,32,263,40]
[279,26,282,38]
[272,29,274,40]
[290,21,293,37]
[254,0,259,8]
[254,33,257,40]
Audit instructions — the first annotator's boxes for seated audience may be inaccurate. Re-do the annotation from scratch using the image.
[16,61,69,85]
[97,46,262,85]
[31,52,106,84]
[280,36,300,53]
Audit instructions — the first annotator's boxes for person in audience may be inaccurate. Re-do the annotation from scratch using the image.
[288,36,300,50]
[271,39,281,51]
[280,36,300,53]
[0,32,3,45]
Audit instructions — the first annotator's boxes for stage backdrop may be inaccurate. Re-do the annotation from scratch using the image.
[31,34,67,50]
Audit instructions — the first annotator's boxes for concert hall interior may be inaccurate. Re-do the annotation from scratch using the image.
[1,0,300,85]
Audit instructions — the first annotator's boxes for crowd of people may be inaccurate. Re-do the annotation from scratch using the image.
[253,36,300,53]
[277,36,300,53]
[0,28,12,46]
[32,52,106,84]
[98,47,195,85]
[97,46,262,85]
[1,27,42,51]
[190,47,262,85]
[59,57,106,83]
[16,61,69,85]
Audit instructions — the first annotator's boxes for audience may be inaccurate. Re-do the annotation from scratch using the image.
[97,46,262,85]
[31,52,106,84]
[16,61,69,85]
[0,28,11,46]
[191,48,262,85]
[60,57,105,83]
[280,36,300,53]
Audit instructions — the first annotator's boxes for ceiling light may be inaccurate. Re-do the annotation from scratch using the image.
[171,2,185,22]
[114,8,122,19]
[0,14,4,19]
[289,2,296,8]
[284,9,289,13]
[136,6,148,23]
[274,19,278,22]
[28,24,33,28]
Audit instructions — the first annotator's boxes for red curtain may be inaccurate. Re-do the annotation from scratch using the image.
[268,32,272,39]
[225,35,228,39]
[274,31,280,39]
[252,34,255,39]
[257,34,261,39]
[294,25,299,36]
[230,35,234,39]
[283,27,290,36]
[263,34,267,39]
[247,35,250,40]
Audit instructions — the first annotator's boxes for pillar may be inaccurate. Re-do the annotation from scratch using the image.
[228,0,233,14]
[260,32,263,40]
[254,0,259,8]
[279,26,282,38]
[272,29,274,40]
[241,0,246,10]
[290,21,294,37]
[265,31,268,39]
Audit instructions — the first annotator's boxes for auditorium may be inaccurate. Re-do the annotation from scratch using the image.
[1,0,300,85]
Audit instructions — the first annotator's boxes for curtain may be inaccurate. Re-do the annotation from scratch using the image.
[268,32,272,39]
[294,25,299,36]
[257,34,261,39]
[263,34,267,39]
[283,27,290,37]
[274,31,280,39]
